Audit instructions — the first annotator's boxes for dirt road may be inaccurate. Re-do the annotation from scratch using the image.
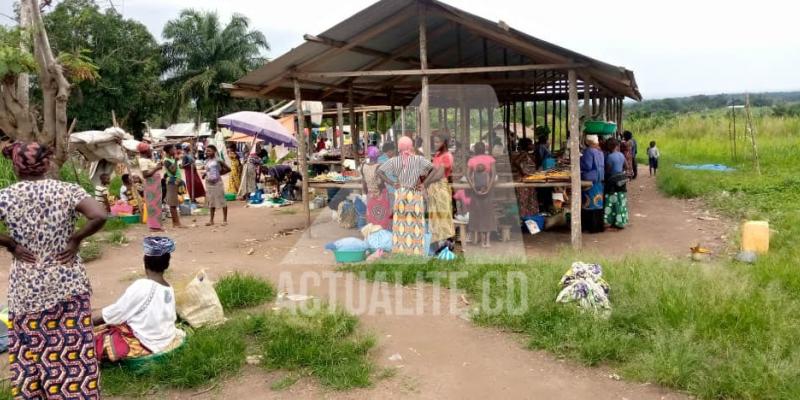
[0,171,725,399]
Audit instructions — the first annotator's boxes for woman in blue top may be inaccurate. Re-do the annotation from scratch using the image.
[580,135,605,233]
[604,138,629,229]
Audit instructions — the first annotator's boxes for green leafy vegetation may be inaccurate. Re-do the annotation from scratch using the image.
[214,273,277,312]
[78,239,103,262]
[101,274,375,396]
[344,112,800,400]
[237,307,375,390]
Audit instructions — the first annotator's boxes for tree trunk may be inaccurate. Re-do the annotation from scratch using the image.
[0,0,71,168]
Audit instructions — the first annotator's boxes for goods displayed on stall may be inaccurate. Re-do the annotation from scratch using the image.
[309,171,361,183]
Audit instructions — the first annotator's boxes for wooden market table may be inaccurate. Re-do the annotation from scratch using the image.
[308,180,592,191]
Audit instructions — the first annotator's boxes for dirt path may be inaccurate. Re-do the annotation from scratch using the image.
[0,170,725,399]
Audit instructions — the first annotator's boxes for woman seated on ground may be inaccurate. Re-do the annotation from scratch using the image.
[467,142,498,248]
[93,237,184,362]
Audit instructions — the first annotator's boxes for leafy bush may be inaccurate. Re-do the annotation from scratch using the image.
[214,273,276,312]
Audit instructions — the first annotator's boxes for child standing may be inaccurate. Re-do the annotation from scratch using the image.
[647,141,660,176]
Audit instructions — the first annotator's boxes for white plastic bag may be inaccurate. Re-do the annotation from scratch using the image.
[175,270,225,328]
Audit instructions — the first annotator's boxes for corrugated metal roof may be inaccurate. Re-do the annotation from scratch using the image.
[233,0,641,104]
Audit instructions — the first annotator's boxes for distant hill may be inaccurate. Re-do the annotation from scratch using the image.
[627,91,800,115]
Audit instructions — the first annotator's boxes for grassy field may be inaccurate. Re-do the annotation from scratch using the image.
[347,112,800,399]
[102,274,377,397]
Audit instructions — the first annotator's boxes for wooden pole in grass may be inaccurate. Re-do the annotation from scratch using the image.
[294,79,311,228]
[568,69,582,249]
[744,94,762,176]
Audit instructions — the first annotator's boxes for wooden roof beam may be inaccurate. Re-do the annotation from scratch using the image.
[256,6,416,96]
[292,63,585,79]
[303,34,423,67]
[318,21,454,100]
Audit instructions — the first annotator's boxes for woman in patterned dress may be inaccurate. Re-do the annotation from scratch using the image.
[138,143,164,232]
[426,132,456,245]
[378,136,434,256]
[226,143,243,195]
[0,142,107,399]
[361,146,391,230]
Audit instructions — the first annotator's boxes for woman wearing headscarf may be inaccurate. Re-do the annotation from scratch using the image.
[580,135,606,233]
[138,142,165,232]
[361,146,391,230]
[93,237,184,362]
[604,138,629,230]
[0,142,107,399]
[426,132,455,244]
[237,145,261,200]
[378,136,434,256]
[181,142,206,203]
[162,144,185,228]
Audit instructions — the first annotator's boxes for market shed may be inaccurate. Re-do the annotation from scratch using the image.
[226,0,641,248]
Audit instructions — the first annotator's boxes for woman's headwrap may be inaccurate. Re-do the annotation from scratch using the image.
[398,136,414,167]
[137,142,152,155]
[143,237,176,257]
[367,146,380,163]
[2,142,52,177]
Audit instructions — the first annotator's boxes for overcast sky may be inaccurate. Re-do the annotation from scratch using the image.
[3,0,799,99]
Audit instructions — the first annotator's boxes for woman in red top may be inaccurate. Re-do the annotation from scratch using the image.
[426,132,456,244]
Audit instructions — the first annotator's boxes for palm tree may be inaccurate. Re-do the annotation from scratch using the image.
[161,10,268,126]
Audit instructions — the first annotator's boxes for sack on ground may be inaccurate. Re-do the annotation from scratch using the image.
[175,270,225,328]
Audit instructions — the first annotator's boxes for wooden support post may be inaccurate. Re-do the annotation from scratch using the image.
[294,79,311,228]
[600,96,607,120]
[391,104,398,144]
[348,86,359,166]
[618,97,624,136]
[336,103,344,150]
[401,106,406,138]
[521,102,527,139]
[487,106,494,149]
[551,97,557,151]
[419,3,432,158]
[583,81,591,119]
[363,110,369,147]
[567,70,582,249]
[460,98,469,172]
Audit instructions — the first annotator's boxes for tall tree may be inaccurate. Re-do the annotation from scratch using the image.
[161,10,269,127]
[0,0,87,167]
[44,0,163,137]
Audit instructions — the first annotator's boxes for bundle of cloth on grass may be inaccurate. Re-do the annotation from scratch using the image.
[556,262,611,317]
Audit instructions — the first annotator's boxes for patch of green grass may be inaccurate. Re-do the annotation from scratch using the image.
[342,113,800,399]
[102,305,375,396]
[102,323,247,396]
[348,254,800,399]
[214,273,277,312]
[79,239,102,262]
[107,230,128,246]
[103,217,129,232]
[239,306,375,390]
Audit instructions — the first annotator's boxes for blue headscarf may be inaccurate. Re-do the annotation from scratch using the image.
[143,237,176,257]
